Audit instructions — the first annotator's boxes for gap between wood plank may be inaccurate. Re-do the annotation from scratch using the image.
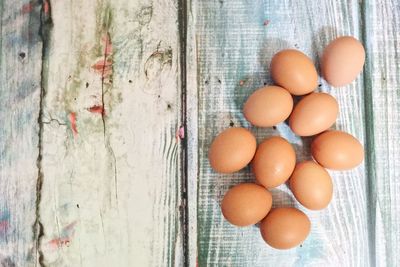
[178,0,190,266]
[361,0,377,265]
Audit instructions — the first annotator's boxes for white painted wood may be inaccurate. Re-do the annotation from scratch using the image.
[363,0,400,266]
[186,0,199,266]
[0,1,42,267]
[0,1,43,266]
[38,0,184,266]
[194,0,370,266]
[2,0,399,266]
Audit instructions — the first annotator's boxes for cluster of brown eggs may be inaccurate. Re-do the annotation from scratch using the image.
[208,36,366,249]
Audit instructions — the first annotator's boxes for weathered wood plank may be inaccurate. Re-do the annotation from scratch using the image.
[195,0,369,265]
[0,1,43,266]
[186,0,199,266]
[38,0,184,266]
[363,0,400,266]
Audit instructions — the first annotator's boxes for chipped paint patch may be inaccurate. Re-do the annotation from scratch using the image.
[68,112,78,136]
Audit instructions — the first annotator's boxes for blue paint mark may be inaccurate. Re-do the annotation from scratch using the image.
[0,209,11,238]
[0,209,10,221]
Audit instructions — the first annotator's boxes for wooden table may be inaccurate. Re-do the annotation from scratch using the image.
[0,0,398,266]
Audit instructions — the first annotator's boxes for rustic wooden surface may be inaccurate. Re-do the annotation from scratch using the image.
[0,0,43,266]
[195,0,370,266]
[1,0,185,266]
[363,1,400,266]
[0,0,399,266]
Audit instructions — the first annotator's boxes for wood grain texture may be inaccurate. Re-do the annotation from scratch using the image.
[195,0,370,266]
[363,0,400,266]
[37,0,185,266]
[0,1,43,266]
[1,0,400,266]
[186,0,199,266]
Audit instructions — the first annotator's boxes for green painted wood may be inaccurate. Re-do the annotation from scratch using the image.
[195,0,370,266]
[0,1,44,265]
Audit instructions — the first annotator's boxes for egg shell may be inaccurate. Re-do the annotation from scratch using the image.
[252,136,296,188]
[243,86,293,127]
[260,207,311,249]
[221,183,273,227]
[322,36,365,87]
[311,130,364,170]
[289,161,333,210]
[270,49,318,95]
[289,92,339,136]
[209,127,256,173]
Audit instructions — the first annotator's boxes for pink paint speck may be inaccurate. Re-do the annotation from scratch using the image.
[91,33,113,79]
[103,34,113,56]
[91,59,112,77]
[47,221,77,250]
[69,112,78,136]
[22,3,33,14]
[88,105,105,115]
[175,126,185,142]
[43,0,49,14]
[178,126,185,139]
[48,237,70,249]
[0,220,8,234]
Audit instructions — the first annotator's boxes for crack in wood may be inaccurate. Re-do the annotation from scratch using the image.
[32,1,53,266]
[42,118,67,126]
[100,32,110,139]
[99,9,119,203]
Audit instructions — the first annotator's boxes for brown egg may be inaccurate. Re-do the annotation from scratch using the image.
[322,36,365,87]
[311,130,364,170]
[221,183,272,227]
[289,93,338,136]
[270,49,318,95]
[243,86,293,127]
[289,161,333,210]
[252,136,296,188]
[260,207,311,249]
[209,127,256,173]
